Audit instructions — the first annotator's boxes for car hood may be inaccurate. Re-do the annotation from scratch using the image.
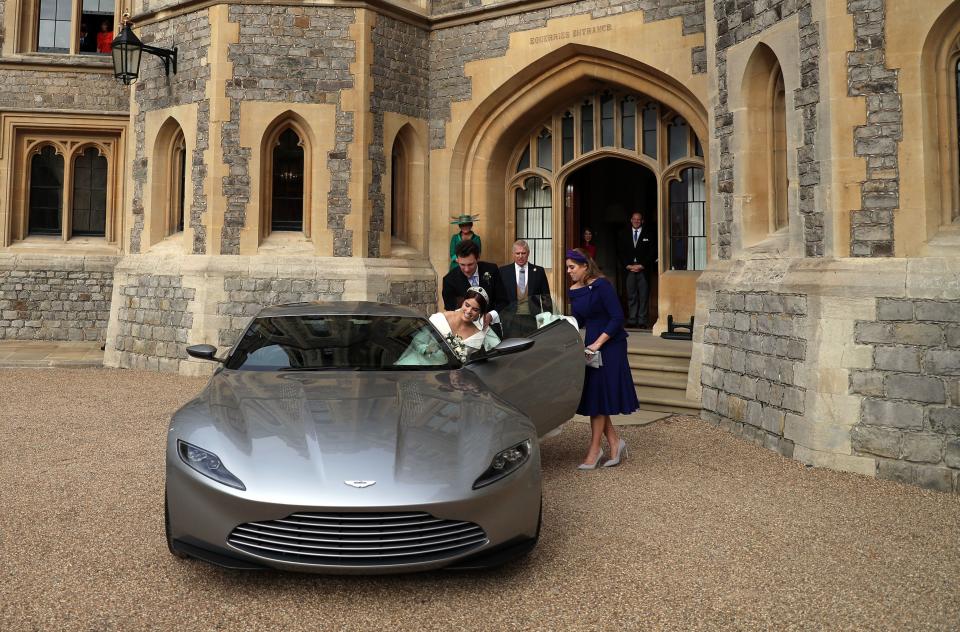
[170,369,531,506]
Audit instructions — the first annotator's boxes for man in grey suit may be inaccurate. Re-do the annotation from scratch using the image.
[499,240,552,338]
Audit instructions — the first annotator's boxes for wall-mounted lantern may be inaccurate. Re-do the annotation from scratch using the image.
[111,13,177,85]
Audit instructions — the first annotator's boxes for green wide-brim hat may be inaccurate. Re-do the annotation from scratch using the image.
[450,213,480,225]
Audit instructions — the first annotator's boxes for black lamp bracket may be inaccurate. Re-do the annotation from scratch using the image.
[142,44,177,76]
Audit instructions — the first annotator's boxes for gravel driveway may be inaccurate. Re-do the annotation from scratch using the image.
[2,369,958,631]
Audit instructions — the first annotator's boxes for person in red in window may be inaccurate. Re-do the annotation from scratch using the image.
[96,21,113,54]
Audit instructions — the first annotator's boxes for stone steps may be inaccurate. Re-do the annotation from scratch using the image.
[626,331,700,415]
[632,368,689,390]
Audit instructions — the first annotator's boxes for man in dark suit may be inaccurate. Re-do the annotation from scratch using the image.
[499,240,552,337]
[442,239,509,332]
[617,211,657,328]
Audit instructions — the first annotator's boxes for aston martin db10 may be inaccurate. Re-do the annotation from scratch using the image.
[165,302,584,574]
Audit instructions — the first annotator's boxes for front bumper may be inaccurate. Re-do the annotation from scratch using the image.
[165,452,542,574]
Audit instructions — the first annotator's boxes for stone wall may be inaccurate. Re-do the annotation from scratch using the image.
[369,15,431,257]
[376,280,437,316]
[692,258,960,494]
[428,0,705,149]
[222,6,357,255]
[0,67,127,112]
[112,274,197,371]
[0,255,116,342]
[713,0,823,258]
[846,0,902,257]
[217,277,346,347]
[850,298,960,492]
[699,290,808,457]
[131,10,212,254]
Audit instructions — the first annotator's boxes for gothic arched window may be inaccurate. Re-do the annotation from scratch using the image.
[29,145,64,235]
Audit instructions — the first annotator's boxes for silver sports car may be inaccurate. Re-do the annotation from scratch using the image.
[165,302,583,574]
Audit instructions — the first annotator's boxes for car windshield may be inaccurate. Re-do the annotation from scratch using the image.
[225,315,460,371]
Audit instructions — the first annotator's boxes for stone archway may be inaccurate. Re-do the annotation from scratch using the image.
[449,46,709,328]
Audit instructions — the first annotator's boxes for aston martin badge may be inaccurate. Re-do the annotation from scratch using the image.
[344,480,376,488]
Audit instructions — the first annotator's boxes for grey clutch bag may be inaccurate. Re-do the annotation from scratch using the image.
[585,349,603,368]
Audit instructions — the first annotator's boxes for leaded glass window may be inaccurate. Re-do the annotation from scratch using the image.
[175,139,186,233]
[515,177,552,269]
[581,100,594,154]
[668,117,689,163]
[516,144,530,173]
[536,129,552,172]
[621,97,637,151]
[561,112,574,164]
[642,103,657,159]
[600,93,615,147]
[668,167,706,271]
[271,129,304,232]
[72,147,107,236]
[29,146,64,235]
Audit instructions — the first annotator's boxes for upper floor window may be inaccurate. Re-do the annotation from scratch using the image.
[20,0,116,55]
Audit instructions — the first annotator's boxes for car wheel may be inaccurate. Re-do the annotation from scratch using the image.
[164,490,189,559]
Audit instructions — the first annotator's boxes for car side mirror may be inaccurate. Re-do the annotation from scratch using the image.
[465,338,534,365]
[186,344,223,363]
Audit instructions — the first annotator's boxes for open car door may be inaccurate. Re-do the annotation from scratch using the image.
[466,321,584,437]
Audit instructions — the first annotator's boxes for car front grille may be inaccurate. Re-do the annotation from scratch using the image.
[227,511,489,566]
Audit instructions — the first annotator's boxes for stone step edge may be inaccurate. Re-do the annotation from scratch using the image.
[636,395,701,411]
[629,360,690,374]
[637,402,702,415]
[627,347,692,359]
[633,375,689,389]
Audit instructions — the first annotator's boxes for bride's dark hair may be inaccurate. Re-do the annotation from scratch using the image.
[463,288,489,314]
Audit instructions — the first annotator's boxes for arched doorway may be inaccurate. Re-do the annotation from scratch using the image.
[564,157,658,323]
[505,86,706,328]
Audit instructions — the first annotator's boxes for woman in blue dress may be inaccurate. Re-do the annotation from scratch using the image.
[566,248,639,469]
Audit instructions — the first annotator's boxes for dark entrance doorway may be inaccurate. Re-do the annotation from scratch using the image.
[563,157,658,326]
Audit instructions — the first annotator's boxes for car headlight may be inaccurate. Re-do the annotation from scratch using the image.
[177,440,246,490]
[472,440,531,489]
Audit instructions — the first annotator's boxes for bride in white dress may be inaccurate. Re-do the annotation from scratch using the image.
[428,287,500,362]
[395,287,500,366]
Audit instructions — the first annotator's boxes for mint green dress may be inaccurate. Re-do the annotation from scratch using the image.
[449,233,481,269]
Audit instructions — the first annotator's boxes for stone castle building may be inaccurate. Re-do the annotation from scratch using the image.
[0,0,958,491]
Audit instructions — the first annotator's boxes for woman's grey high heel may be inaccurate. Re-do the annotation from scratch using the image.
[602,439,627,467]
[577,449,604,470]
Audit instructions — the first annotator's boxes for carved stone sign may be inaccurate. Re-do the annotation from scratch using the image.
[529,24,613,45]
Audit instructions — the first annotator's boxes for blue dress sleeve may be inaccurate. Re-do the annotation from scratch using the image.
[569,291,584,328]
[598,278,625,337]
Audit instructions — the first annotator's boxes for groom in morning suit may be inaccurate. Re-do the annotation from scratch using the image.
[499,239,552,337]
[442,239,510,332]
[617,211,657,328]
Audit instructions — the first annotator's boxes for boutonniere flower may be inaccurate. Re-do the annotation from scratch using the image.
[482,271,491,283]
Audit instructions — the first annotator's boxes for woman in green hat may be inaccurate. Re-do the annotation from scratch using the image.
[449,213,481,270]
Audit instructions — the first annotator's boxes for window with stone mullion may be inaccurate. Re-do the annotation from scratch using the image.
[38,0,72,53]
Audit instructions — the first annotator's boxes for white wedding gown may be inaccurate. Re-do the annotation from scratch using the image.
[394,312,500,365]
